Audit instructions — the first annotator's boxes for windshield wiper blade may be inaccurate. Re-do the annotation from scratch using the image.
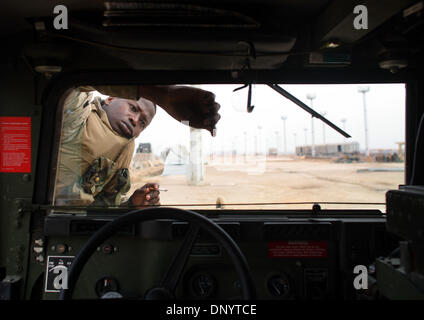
[268,84,351,138]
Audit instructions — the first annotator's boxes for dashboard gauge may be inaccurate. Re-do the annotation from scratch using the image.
[100,291,123,299]
[189,272,216,299]
[95,277,120,297]
[267,274,291,298]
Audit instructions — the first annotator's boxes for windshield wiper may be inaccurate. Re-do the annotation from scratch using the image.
[268,84,351,138]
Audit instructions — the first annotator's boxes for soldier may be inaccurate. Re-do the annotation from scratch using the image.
[55,85,221,207]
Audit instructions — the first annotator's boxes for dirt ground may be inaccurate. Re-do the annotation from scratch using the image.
[128,156,404,212]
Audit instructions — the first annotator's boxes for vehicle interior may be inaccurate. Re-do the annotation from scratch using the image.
[1,0,424,300]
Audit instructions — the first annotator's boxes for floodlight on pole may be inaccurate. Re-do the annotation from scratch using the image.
[281,116,287,154]
[358,86,370,157]
[306,93,316,157]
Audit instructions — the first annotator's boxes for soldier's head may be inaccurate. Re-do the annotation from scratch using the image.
[102,96,156,139]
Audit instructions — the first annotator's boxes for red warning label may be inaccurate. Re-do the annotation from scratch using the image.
[268,241,328,258]
[0,117,31,173]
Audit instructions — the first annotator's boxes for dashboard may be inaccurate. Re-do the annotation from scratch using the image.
[31,210,398,300]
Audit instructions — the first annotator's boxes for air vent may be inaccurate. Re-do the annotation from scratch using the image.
[103,2,260,29]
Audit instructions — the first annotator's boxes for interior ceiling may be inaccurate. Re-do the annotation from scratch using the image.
[0,0,330,36]
[1,0,423,73]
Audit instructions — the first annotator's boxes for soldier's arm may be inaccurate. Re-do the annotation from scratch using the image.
[137,85,221,136]
[79,85,139,100]
[80,85,221,136]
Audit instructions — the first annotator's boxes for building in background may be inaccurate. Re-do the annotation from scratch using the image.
[296,142,360,157]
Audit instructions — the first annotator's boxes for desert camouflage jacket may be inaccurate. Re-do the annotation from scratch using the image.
[55,86,139,206]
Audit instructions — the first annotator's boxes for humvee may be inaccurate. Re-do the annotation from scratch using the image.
[0,0,423,303]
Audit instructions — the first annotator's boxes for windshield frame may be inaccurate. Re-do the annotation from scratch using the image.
[34,69,408,214]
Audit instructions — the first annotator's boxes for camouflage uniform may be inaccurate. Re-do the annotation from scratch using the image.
[55,86,139,206]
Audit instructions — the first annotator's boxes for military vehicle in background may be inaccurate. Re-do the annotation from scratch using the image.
[131,143,164,177]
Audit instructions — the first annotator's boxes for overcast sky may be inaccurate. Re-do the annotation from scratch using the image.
[131,83,405,156]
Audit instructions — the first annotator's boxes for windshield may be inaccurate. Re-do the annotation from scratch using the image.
[53,83,405,212]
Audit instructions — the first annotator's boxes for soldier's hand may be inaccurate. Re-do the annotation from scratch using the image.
[160,86,221,136]
[129,183,160,207]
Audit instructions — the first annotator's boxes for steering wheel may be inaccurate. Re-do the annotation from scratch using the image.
[59,207,256,300]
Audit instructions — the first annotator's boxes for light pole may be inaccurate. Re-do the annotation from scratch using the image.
[281,116,287,154]
[341,118,347,131]
[358,86,370,157]
[321,111,327,144]
[307,93,316,157]
[244,131,247,161]
[303,128,308,155]
[257,126,262,155]
[275,131,279,154]
[293,133,297,155]
[341,118,347,145]
[321,111,327,156]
